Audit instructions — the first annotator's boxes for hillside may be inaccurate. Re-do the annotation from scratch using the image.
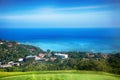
[0,40,44,63]
[0,71,119,80]
[0,40,120,75]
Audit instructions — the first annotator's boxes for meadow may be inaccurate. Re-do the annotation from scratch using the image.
[0,71,119,80]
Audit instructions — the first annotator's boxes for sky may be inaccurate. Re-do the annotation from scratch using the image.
[0,0,120,28]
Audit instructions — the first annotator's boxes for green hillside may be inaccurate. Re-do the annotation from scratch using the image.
[0,40,43,63]
[0,71,120,80]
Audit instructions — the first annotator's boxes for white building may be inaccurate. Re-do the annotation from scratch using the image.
[8,61,14,65]
[26,55,36,59]
[35,56,41,60]
[0,64,12,68]
[18,58,23,62]
[0,42,3,44]
[55,53,68,59]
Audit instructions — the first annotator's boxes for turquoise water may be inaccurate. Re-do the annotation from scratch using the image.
[21,38,120,53]
[0,28,120,53]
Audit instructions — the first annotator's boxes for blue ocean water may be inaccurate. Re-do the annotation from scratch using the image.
[0,28,120,53]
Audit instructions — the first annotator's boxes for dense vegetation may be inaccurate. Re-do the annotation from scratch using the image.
[0,40,120,75]
[0,40,43,63]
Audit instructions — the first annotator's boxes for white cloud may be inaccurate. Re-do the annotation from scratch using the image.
[0,5,120,28]
[34,5,109,11]
[0,11,112,21]
[54,5,107,11]
[0,5,112,20]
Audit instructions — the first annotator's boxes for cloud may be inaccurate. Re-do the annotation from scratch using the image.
[28,5,110,14]
[0,5,112,20]
[51,5,108,11]
[0,5,120,28]
[0,11,110,21]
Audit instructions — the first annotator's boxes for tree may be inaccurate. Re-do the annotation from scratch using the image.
[78,60,110,71]
[107,53,120,74]
[67,58,78,69]
[47,49,51,53]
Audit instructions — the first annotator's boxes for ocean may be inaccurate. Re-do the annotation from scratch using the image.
[0,28,120,53]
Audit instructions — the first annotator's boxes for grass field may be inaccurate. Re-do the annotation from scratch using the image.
[0,71,120,80]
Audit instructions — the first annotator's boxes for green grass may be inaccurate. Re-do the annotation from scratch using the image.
[0,71,119,80]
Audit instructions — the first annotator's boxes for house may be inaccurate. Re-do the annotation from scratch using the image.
[82,58,89,61]
[0,61,14,68]
[45,58,49,61]
[87,53,95,58]
[26,55,36,59]
[31,48,35,51]
[8,61,14,65]
[8,61,20,66]
[55,53,68,59]
[0,42,3,44]
[25,55,36,61]
[50,57,56,61]
[0,64,12,68]
[35,54,45,60]
[101,54,108,59]
[7,43,13,47]
[38,54,45,58]
[18,58,24,62]
[14,63,20,66]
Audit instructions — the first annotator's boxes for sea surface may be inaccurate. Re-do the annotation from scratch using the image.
[0,28,120,53]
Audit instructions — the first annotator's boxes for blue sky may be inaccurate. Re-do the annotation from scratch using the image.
[0,0,120,28]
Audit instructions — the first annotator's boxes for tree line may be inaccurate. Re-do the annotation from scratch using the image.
[1,53,119,74]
